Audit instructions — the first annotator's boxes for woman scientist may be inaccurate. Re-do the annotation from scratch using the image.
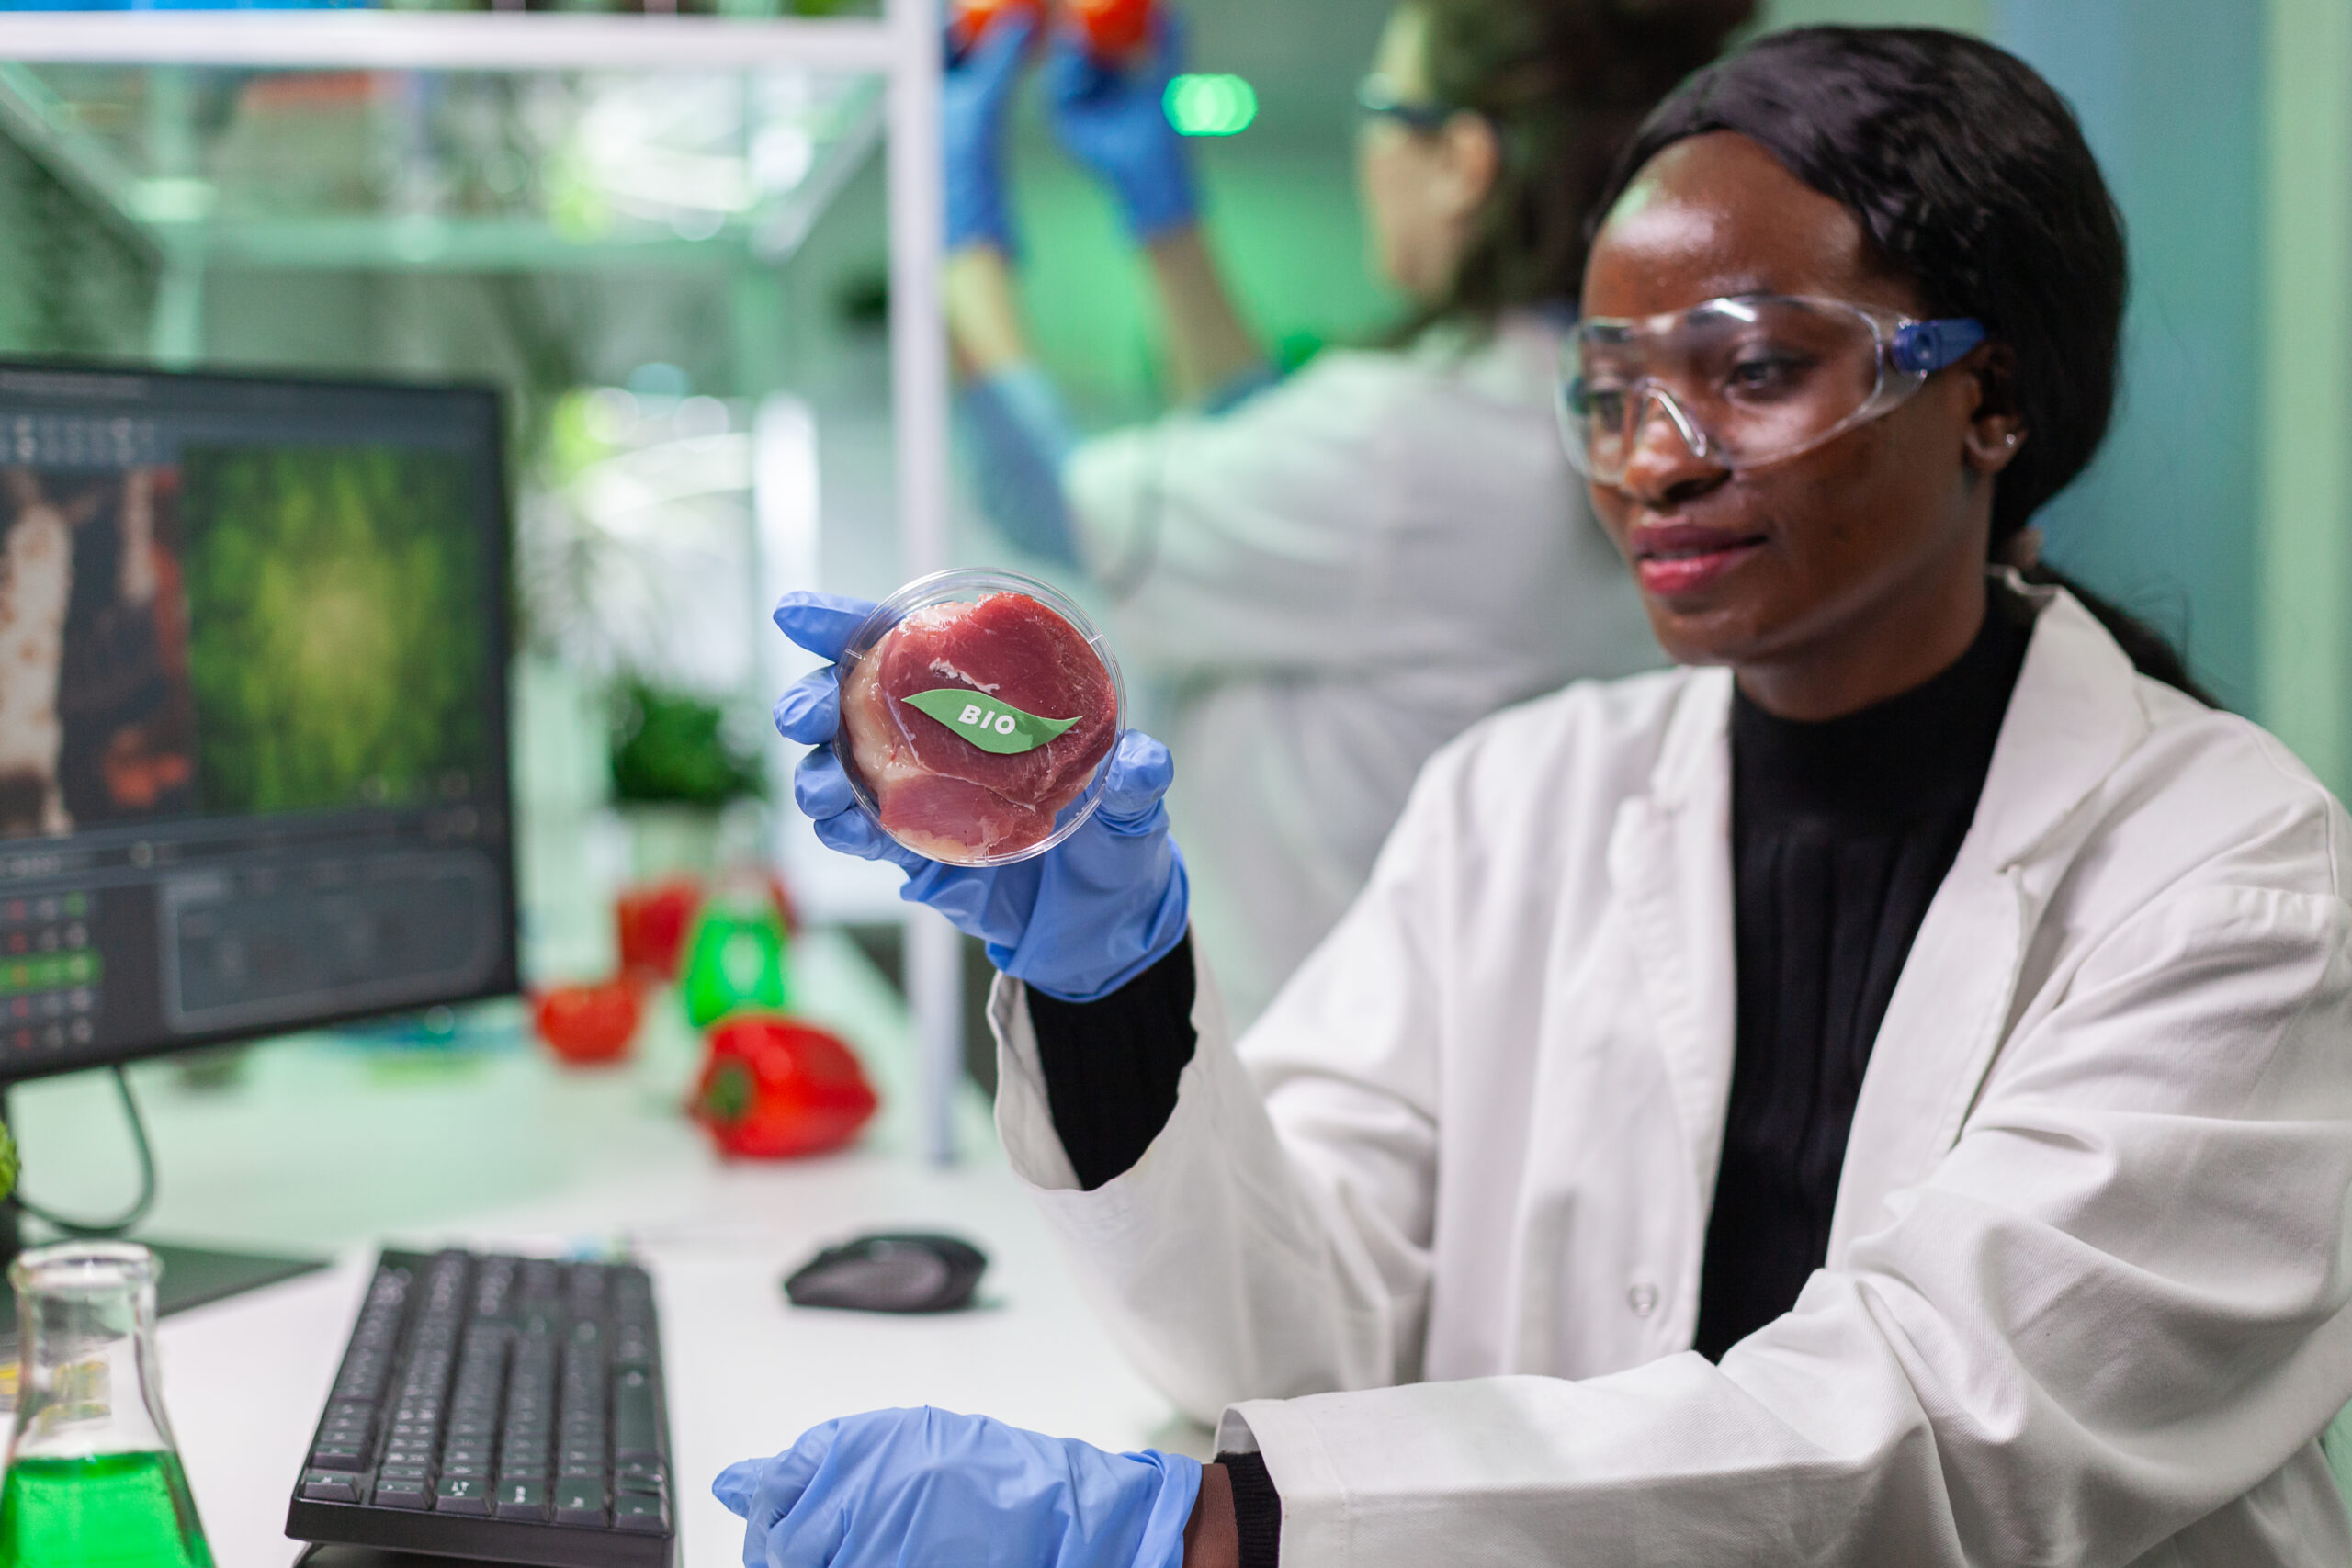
[735,25,2352,1566]
[945,0,1748,1024]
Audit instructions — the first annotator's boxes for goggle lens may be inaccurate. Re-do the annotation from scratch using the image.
[1560,297,1983,482]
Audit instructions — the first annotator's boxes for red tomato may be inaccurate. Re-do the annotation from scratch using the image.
[534,980,641,1066]
[951,0,1046,52]
[1064,0,1151,59]
[691,1016,879,1159]
[616,880,701,982]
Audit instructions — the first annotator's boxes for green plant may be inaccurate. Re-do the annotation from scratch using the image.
[607,678,765,808]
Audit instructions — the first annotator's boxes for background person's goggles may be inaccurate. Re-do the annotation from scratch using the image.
[1559,295,1985,484]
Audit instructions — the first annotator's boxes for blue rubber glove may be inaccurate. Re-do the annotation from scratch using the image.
[944,10,1036,253]
[773,592,1189,1002]
[715,1407,1200,1568]
[1044,12,1197,243]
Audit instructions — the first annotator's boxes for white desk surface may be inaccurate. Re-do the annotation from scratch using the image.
[7,931,1189,1566]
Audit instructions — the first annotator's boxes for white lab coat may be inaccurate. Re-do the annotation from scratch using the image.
[990,582,2352,1564]
[1063,313,1659,1029]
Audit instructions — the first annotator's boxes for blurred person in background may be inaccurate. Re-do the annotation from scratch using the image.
[945,0,1753,1027]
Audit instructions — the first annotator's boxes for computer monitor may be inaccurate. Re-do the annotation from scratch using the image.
[0,360,518,1308]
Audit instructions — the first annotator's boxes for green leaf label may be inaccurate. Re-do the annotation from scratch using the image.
[902,689,1081,755]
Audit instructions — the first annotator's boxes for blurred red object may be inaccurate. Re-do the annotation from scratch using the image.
[691,1016,878,1159]
[616,879,701,981]
[1066,0,1151,59]
[950,0,1044,51]
[534,980,641,1066]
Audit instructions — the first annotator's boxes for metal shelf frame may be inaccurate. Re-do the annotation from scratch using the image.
[0,2,968,1164]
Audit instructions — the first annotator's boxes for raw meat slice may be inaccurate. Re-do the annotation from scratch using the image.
[838,592,1118,862]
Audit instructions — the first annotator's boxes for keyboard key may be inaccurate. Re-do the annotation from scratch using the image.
[615,1495,669,1533]
[300,1470,360,1503]
[308,1443,364,1472]
[552,1478,606,1527]
[614,1370,660,1461]
[373,1476,429,1510]
[441,1461,491,1482]
[494,1479,549,1521]
[435,1476,492,1515]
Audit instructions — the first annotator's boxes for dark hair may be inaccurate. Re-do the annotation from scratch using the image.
[1409,0,1754,332]
[1590,27,2211,702]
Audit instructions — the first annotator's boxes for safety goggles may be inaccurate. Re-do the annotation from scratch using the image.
[1355,73,1455,133]
[1558,294,1986,484]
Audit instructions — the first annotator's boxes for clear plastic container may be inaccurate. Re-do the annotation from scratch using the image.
[833,570,1126,868]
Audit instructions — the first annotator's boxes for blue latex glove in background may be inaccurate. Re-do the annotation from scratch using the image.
[715,1407,1200,1568]
[944,10,1036,253]
[1045,13,1198,243]
[772,592,1189,1003]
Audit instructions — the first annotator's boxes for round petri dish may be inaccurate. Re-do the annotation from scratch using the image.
[832,569,1127,868]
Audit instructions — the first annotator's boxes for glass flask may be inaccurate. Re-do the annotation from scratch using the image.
[680,885,792,1031]
[0,1242,212,1568]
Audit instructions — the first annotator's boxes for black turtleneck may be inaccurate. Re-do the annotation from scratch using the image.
[1692,591,2032,1360]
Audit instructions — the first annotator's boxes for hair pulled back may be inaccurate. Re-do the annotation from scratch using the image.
[1592,26,2206,698]
[1413,0,1753,331]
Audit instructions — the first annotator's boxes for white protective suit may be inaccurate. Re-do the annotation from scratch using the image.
[990,581,2352,1564]
[1063,312,1659,1028]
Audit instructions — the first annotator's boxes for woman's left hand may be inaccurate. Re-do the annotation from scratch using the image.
[1044,14,1197,243]
[714,1406,1201,1568]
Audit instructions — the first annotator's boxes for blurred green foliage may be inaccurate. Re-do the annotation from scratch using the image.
[608,678,765,808]
[182,447,492,814]
[0,137,156,358]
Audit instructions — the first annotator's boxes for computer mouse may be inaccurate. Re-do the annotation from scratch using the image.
[783,1232,989,1314]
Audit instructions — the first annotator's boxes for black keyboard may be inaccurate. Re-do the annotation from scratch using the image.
[286,1247,677,1568]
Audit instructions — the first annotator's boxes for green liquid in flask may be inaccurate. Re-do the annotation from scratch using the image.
[0,1451,214,1568]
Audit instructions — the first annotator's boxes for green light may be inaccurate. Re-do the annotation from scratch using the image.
[1165,74,1258,137]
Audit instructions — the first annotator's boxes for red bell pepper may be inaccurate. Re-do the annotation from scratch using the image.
[691,1016,879,1159]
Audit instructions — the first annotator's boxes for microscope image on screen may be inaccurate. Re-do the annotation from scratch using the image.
[177,445,492,818]
[0,465,198,840]
[0,446,494,841]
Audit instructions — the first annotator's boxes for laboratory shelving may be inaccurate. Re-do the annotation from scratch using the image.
[0,4,969,1163]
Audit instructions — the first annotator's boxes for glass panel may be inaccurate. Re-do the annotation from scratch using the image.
[0,60,882,269]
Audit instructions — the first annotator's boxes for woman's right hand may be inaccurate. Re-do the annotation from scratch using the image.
[773,592,1191,1003]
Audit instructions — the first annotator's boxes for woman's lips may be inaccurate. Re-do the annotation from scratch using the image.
[1630,525,1767,596]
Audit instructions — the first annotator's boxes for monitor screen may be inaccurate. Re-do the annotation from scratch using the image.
[0,362,516,1082]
